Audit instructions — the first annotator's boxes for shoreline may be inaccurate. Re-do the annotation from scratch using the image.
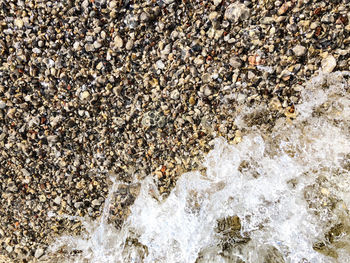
[0,0,349,261]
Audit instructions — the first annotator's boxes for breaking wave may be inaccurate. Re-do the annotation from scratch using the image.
[47,71,350,263]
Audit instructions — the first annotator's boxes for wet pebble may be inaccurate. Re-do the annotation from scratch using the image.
[321,55,337,73]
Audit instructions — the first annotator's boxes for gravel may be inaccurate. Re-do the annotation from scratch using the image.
[0,0,349,261]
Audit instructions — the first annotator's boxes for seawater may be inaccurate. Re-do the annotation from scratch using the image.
[47,71,350,263]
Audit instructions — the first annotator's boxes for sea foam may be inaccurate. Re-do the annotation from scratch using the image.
[48,71,350,263]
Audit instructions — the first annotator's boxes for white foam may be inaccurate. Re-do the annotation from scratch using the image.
[48,71,350,263]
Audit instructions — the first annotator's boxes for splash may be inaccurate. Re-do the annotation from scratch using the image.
[48,71,350,263]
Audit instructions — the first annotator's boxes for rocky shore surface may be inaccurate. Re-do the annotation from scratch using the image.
[0,0,349,261]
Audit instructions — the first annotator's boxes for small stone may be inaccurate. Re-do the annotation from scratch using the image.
[204,86,212,96]
[113,86,122,95]
[34,248,44,258]
[229,57,242,68]
[0,100,6,109]
[14,18,24,28]
[202,73,211,83]
[38,40,44,47]
[156,60,165,70]
[140,12,149,22]
[194,56,204,65]
[73,42,80,50]
[6,246,13,253]
[236,93,246,103]
[7,108,16,119]
[92,199,101,206]
[84,43,94,52]
[170,89,180,100]
[285,106,297,118]
[32,48,41,54]
[224,3,250,23]
[80,91,90,100]
[247,71,255,80]
[278,2,290,15]
[269,97,282,111]
[233,130,242,144]
[114,35,123,48]
[21,168,30,177]
[53,196,61,205]
[109,0,117,8]
[39,194,46,202]
[213,0,222,6]
[209,12,218,21]
[96,62,103,70]
[207,28,215,39]
[126,39,134,50]
[93,41,102,49]
[248,55,263,66]
[292,45,306,57]
[189,96,196,105]
[321,55,337,73]
[101,31,107,39]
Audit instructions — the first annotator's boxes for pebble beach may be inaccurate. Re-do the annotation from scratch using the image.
[0,0,349,262]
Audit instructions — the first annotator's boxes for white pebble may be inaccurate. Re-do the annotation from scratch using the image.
[34,248,44,258]
[321,55,337,73]
[0,100,6,109]
[39,194,46,202]
[80,91,90,100]
[114,35,123,48]
[156,60,165,70]
[14,18,24,28]
[292,45,306,56]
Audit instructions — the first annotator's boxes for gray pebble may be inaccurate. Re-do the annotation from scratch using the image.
[229,57,242,68]
[224,3,250,23]
[0,100,6,109]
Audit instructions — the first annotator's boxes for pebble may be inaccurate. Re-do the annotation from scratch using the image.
[209,12,218,21]
[93,41,102,49]
[170,89,180,100]
[14,18,24,28]
[156,60,165,70]
[321,55,337,73]
[6,246,13,253]
[224,3,250,23]
[32,48,41,54]
[39,195,47,202]
[85,43,94,52]
[140,12,149,22]
[292,45,306,57]
[114,35,123,48]
[80,91,90,100]
[204,86,212,96]
[202,73,211,83]
[213,0,222,6]
[96,62,104,70]
[229,57,242,68]
[0,100,6,109]
[278,2,291,15]
[53,196,61,205]
[34,248,44,258]
[92,199,101,207]
[189,96,196,105]
[0,0,348,261]
[126,39,134,50]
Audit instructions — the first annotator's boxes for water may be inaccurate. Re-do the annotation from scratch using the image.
[48,71,350,263]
